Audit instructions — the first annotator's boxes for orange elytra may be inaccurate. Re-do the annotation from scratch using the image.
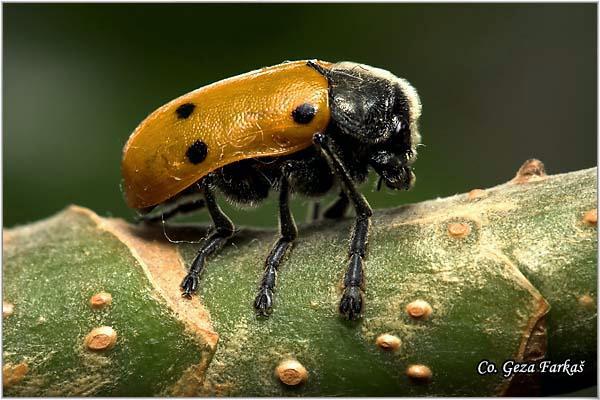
[122,60,332,209]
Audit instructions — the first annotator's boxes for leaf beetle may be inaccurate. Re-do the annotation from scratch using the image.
[121,60,422,320]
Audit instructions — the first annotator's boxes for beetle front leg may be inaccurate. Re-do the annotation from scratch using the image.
[181,179,235,297]
[313,133,372,320]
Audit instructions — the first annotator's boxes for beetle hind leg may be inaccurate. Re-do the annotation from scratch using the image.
[254,176,297,316]
[180,179,235,297]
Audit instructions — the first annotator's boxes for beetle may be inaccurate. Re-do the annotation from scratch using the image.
[121,60,422,320]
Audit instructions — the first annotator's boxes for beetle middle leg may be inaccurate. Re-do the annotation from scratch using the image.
[314,133,372,321]
[254,175,297,316]
[180,178,235,297]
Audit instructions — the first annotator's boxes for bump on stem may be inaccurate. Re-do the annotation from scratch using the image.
[376,334,401,351]
[406,300,433,319]
[577,294,595,308]
[275,359,308,386]
[90,292,113,309]
[3,301,14,318]
[447,222,471,239]
[406,364,432,383]
[511,158,547,184]
[2,362,29,388]
[467,189,487,201]
[582,209,597,226]
[85,326,117,351]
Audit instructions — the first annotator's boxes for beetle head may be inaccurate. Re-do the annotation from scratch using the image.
[325,62,421,153]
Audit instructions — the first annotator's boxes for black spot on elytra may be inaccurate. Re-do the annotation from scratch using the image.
[186,140,208,164]
[176,103,196,119]
[292,103,316,124]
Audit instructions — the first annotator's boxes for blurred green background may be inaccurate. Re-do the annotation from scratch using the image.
[3,4,596,228]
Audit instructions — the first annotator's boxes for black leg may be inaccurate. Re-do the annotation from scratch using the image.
[254,176,298,316]
[313,133,372,320]
[323,190,350,220]
[180,179,235,297]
